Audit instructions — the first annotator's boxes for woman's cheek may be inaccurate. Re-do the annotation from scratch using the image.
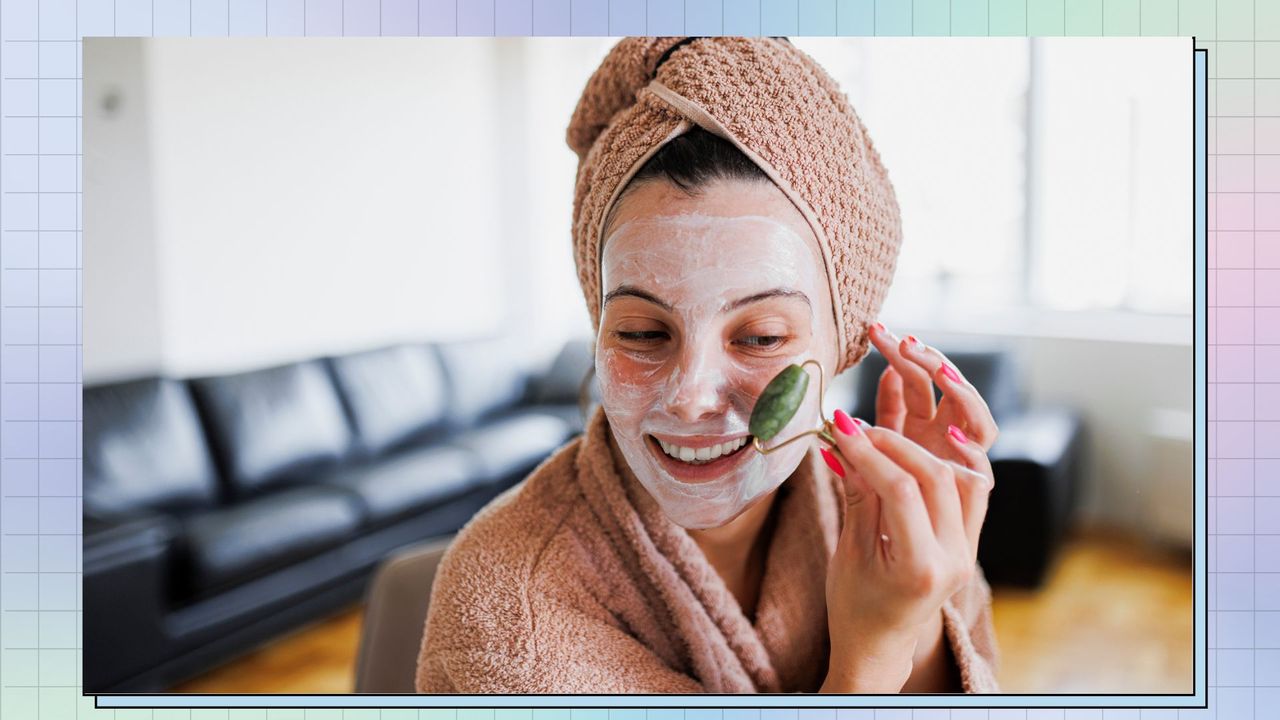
[734,344,823,435]
[730,337,814,397]
[596,347,666,421]
[736,355,793,398]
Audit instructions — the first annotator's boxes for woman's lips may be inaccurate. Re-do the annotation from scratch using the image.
[646,433,755,483]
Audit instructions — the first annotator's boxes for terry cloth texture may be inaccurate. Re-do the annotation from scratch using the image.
[415,406,1002,693]
[567,36,904,375]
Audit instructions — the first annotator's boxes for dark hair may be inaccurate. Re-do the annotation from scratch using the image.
[600,126,771,239]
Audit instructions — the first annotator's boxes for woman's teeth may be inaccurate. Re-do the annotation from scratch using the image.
[656,436,749,465]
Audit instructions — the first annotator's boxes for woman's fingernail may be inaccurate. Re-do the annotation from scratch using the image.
[820,448,846,478]
[906,335,924,352]
[833,408,858,436]
[853,417,871,429]
[873,321,886,333]
[940,364,961,384]
[947,424,969,444]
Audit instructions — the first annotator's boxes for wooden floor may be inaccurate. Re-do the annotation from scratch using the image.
[989,525,1194,694]
[171,526,1193,694]
[171,603,366,694]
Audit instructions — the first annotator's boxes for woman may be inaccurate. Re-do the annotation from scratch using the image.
[416,36,1001,694]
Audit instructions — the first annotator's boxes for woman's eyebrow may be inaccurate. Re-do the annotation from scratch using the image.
[604,285,811,313]
[723,288,811,313]
[604,285,673,312]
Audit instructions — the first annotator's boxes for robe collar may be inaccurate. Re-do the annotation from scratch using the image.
[574,406,843,692]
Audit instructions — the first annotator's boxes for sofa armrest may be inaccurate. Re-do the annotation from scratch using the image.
[981,407,1087,588]
[85,512,174,570]
[83,512,178,691]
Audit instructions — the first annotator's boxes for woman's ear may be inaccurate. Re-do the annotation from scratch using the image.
[824,318,842,385]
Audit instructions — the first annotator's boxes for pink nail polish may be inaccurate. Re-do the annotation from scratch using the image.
[873,321,885,333]
[820,448,846,478]
[853,417,871,429]
[833,409,858,436]
[940,364,961,383]
[947,424,969,444]
[906,335,923,352]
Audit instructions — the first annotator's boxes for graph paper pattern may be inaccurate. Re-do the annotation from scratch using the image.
[0,0,1243,718]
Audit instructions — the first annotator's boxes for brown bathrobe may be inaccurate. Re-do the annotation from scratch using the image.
[415,406,1001,693]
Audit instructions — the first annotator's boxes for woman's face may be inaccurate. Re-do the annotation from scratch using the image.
[597,177,840,529]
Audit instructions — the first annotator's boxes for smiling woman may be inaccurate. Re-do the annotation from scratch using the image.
[415,36,1001,695]
[595,170,837,530]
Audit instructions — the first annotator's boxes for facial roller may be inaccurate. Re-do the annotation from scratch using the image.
[749,359,838,454]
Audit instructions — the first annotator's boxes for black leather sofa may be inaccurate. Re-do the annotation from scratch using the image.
[848,346,1086,588]
[83,337,589,692]
[84,336,1077,691]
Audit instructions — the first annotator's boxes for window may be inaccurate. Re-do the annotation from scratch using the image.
[795,38,1030,324]
[1031,38,1192,316]
[795,38,1192,342]
[519,38,1192,353]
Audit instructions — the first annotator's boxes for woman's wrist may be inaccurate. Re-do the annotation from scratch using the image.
[901,608,962,692]
[912,609,946,665]
[821,629,918,693]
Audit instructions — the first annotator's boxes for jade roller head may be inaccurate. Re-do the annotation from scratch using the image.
[749,359,837,454]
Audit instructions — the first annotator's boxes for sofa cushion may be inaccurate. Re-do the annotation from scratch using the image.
[445,410,575,485]
[191,360,354,496]
[317,444,477,523]
[83,378,221,516]
[178,485,364,596]
[435,337,531,427]
[328,345,450,456]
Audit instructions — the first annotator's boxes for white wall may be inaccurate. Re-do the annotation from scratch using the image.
[473,38,615,367]
[84,39,164,380]
[86,38,520,380]
[1022,335,1192,539]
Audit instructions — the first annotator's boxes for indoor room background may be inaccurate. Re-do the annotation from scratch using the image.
[83,36,1192,694]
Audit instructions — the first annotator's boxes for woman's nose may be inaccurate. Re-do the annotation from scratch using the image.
[662,347,730,423]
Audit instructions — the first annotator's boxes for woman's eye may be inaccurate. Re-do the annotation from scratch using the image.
[737,335,786,349]
[615,330,668,343]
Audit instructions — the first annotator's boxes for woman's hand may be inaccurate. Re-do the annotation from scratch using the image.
[866,323,1000,462]
[817,412,994,693]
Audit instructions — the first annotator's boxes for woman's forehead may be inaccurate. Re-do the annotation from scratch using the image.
[599,179,829,309]
[605,177,810,238]
[606,212,805,248]
[603,213,819,281]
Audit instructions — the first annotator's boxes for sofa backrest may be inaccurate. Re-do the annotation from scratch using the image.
[83,377,221,517]
[528,337,598,406]
[435,337,531,428]
[190,360,354,497]
[328,344,451,456]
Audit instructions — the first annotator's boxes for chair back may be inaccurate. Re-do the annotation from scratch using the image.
[354,536,452,693]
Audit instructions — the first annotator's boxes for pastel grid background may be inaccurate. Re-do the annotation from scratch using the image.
[0,0,1224,718]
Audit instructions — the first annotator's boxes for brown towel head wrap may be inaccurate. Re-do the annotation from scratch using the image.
[567,36,903,375]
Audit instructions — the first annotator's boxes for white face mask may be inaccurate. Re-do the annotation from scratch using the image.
[597,201,838,530]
